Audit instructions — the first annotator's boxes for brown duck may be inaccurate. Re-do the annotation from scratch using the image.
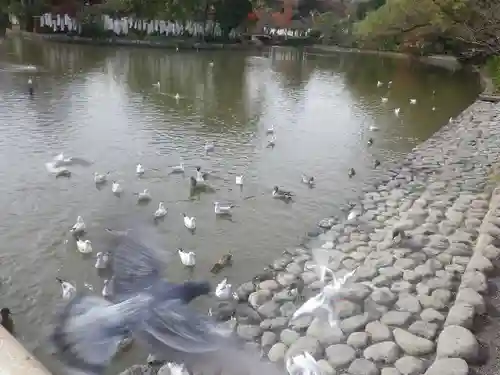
[210,252,233,274]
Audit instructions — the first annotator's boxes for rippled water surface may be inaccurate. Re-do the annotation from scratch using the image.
[0,37,480,373]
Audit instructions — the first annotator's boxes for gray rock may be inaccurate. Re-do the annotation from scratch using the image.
[403,270,421,283]
[424,358,468,375]
[379,267,403,280]
[444,303,475,329]
[373,275,392,287]
[408,320,439,340]
[280,302,297,317]
[446,243,472,256]
[121,365,152,375]
[339,283,372,302]
[460,271,488,293]
[326,344,357,368]
[394,258,417,271]
[436,253,452,265]
[395,356,426,375]
[277,272,296,287]
[146,353,165,366]
[280,329,300,346]
[268,342,287,362]
[466,253,494,274]
[341,313,370,334]
[452,256,470,266]
[371,288,397,306]
[436,325,479,361]
[286,262,304,275]
[356,266,379,281]
[414,264,434,279]
[259,280,280,291]
[335,300,362,319]
[419,289,451,310]
[455,288,486,314]
[381,311,412,327]
[237,325,262,340]
[363,341,401,364]
[394,220,417,231]
[366,320,393,342]
[482,244,500,260]
[286,336,322,359]
[248,290,272,308]
[261,331,277,347]
[425,277,452,291]
[236,282,256,300]
[391,281,415,294]
[393,328,435,356]
[318,359,336,375]
[266,317,289,330]
[236,304,262,324]
[347,332,369,349]
[381,368,402,375]
[420,308,445,323]
[308,317,346,345]
[258,301,280,318]
[290,315,313,331]
[396,295,422,314]
[348,359,380,375]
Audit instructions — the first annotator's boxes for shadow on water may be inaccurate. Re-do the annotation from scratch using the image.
[0,37,481,374]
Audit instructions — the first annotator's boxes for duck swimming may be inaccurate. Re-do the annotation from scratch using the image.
[215,278,236,300]
[272,186,293,200]
[204,142,215,153]
[56,278,76,300]
[348,168,356,178]
[171,161,184,174]
[381,97,388,103]
[235,175,243,186]
[410,99,417,105]
[210,253,232,274]
[95,252,110,269]
[367,138,373,146]
[154,202,167,219]
[374,159,381,168]
[182,213,196,230]
[266,126,275,135]
[301,175,315,187]
[196,167,209,184]
[267,136,276,148]
[369,125,379,131]
[394,108,400,116]
[178,248,196,267]
[377,81,383,87]
[77,239,93,254]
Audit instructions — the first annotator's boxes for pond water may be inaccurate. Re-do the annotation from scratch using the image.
[0,37,480,374]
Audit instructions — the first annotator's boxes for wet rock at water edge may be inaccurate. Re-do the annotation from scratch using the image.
[319,217,337,229]
[235,281,256,301]
[268,342,287,362]
[237,324,262,340]
[436,325,479,361]
[286,336,323,359]
[280,329,300,346]
[261,331,277,347]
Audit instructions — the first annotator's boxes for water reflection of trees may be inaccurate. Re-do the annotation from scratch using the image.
[122,49,259,131]
[268,47,313,93]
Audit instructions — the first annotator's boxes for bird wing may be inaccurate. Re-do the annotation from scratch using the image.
[112,235,164,301]
[138,299,229,354]
[49,295,124,375]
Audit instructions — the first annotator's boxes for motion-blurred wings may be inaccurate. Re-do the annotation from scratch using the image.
[139,299,230,353]
[50,295,125,375]
[112,234,164,301]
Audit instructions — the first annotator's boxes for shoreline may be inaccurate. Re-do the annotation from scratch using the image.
[123,98,500,375]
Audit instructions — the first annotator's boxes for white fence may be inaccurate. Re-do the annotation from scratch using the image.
[38,13,239,38]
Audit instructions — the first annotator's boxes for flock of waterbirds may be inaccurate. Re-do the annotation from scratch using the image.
[40,76,448,375]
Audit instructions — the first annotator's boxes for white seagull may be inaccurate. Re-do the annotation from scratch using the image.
[178,248,196,267]
[56,277,76,300]
[154,202,167,219]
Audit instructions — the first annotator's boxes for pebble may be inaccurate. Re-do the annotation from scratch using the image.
[371,288,397,306]
[380,311,412,327]
[444,303,475,328]
[363,341,401,364]
[393,328,435,356]
[340,313,370,334]
[347,332,369,349]
[436,325,479,361]
[237,324,262,340]
[326,344,357,368]
[335,300,362,319]
[348,358,380,375]
[318,360,336,375]
[460,270,488,293]
[394,356,426,375]
[261,331,277,347]
[365,320,393,342]
[280,329,300,346]
[268,342,287,362]
[455,287,486,314]
[308,317,346,345]
[286,336,323,359]
[466,253,494,273]
[382,368,402,375]
[395,294,422,314]
[259,280,280,291]
[248,290,271,308]
[408,320,439,340]
[424,358,468,375]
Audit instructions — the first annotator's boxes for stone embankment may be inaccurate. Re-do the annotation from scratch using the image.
[121,100,500,375]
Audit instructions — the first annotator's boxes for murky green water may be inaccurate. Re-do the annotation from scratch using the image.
[0,37,480,374]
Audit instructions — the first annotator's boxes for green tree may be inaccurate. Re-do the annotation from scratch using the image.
[213,0,252,37]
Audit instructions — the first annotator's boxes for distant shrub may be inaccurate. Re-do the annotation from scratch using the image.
[486,56,500,93]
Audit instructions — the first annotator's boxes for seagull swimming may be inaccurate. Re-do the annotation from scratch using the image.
[70,216,86,235]
[154,202,168,219]
[369,126,379,131]
[381,97,388,103]
[182,214,196,230]
[102,279,113,299]
[235,175,243,186]
[214,202,234,216]
[410,99,417,104]
[94,172,108,184]
[215,278,235,300]
[111,181,123,195]
[394,108,400,116]
[136,189,152,203]
[136,164,145,177]
[204,143,215,153]
[56,278,76,301]
[95,252,110,269]
[178,248,196,267]
[76,239,93,254]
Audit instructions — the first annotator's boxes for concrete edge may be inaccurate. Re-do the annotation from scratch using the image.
[0,325,52,375]
[426,187,500,373]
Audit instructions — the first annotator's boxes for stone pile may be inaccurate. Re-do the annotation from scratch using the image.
[119,101,500,375]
